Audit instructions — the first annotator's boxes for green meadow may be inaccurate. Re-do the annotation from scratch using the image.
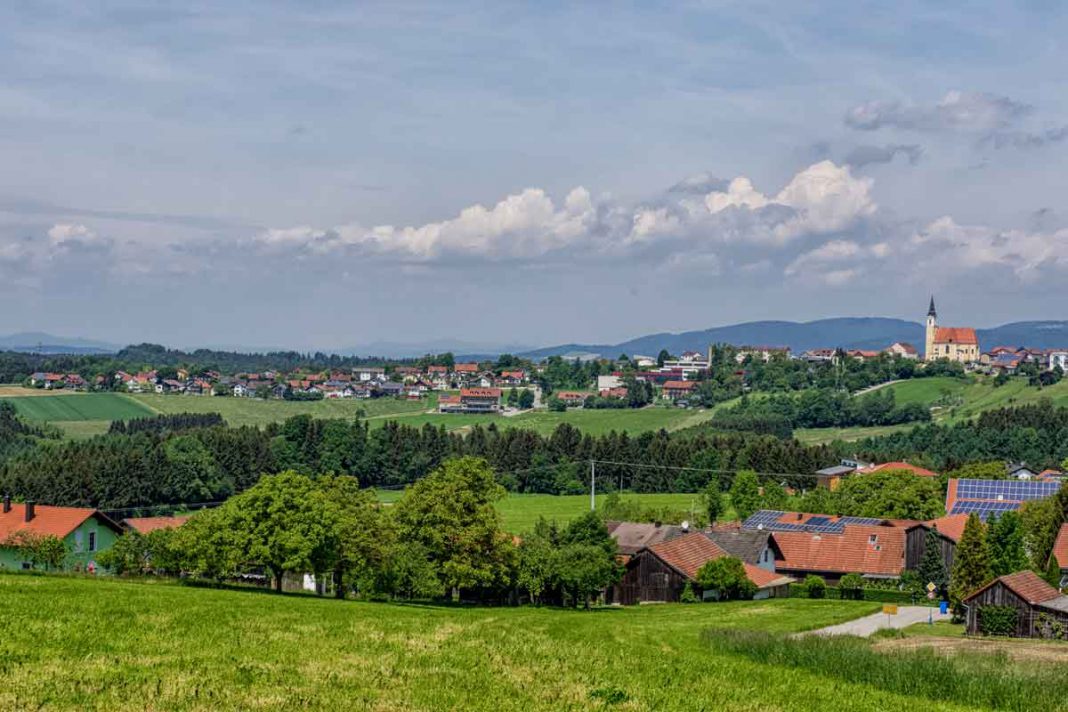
[375,490,718,533]
[5,574,1064,711]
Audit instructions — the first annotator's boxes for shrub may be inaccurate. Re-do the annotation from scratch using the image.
[695,557,757,601]
[803,575,826,599]
[977,605,1018,637]
[838,573,865,601]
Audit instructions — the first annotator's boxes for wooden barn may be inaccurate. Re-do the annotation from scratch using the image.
[612,532,793,605]
[964,571,1068,638]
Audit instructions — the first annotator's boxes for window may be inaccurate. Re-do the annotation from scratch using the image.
[868,534,878,545]
[21,562,31,570]
[74,530,83,552]
[88,531,96,552]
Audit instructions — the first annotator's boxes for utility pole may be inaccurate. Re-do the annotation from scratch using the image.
[590,460,596,511]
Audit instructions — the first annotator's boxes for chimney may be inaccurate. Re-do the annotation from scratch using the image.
[24,500,35,522]
[2,494,10,514]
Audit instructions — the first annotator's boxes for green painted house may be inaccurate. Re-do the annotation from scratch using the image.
[0,497,123,572]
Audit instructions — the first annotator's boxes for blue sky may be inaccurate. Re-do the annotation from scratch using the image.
[1,1,1067,350]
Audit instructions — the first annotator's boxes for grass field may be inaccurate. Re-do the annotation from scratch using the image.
[797,376,1068,445]
[375,491,717,533]
[0,392,154,422]
[2,574,956,712]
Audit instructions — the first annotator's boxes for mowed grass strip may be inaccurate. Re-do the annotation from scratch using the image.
[0,575,962,712]
[0,393,153,422]
[373,491,724,533]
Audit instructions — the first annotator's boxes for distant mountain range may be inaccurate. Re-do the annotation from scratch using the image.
[0,332,120,355]
[4,319,1068,360]
[517,319,1068,360]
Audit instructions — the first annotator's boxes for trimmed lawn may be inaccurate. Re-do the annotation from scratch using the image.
[0,574,927,712]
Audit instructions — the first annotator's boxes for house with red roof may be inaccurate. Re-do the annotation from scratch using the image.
[964,570,1068,637]
[0,496,122,572]
[613,531,794,604]
[1051,524,1068,588]
[662,380,696,401]
[860,461,939,478]
[769,525,906,584]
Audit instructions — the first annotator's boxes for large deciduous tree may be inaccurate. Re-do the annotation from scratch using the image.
[392,457,515,595]
[729,470,762,521]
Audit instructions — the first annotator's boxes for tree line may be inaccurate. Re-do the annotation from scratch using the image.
[101,458,625,607]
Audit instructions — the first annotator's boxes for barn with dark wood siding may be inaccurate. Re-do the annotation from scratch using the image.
[964,571,1068,638]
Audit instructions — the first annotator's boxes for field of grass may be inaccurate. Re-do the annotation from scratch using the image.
[2,574,960,711]
[374,491,718,532]
[0,392,154,422]
[388,406,721,437]
[797,376,1068,445]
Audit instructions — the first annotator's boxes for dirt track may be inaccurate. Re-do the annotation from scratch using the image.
[875,636,1068,662]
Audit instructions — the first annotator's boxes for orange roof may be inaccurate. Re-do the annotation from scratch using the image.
[460,387,501,398]
[866,462,939,478]
[663,380,695,389]
[438,394,462,404]
[933,327,978,345]
[771,525,905,576]
[966,570,1062,605]
[649,532,792,589]
[454,363,479,373]
[1054,524,1068,570]
[0,504,116,541]
[555,391,587,400]
[925,514,970,543]
[123,515,191,534]
[500,370,526,378]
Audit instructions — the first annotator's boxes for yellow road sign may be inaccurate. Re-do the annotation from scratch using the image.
[882,604,898,615]
[926,582,936,592]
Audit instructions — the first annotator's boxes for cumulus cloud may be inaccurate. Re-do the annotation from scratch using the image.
[845,90,1031,132]
[844,144,923,167]
[668,172,729,195]
[47,223,98,246]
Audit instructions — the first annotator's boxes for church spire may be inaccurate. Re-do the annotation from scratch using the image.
[927,295,937,318]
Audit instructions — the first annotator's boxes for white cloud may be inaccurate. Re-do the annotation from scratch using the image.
[704,161,875,242]
[47,223,97,246]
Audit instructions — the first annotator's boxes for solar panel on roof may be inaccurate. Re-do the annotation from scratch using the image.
[806,516,830,526]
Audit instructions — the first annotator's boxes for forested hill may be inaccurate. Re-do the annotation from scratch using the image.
[521,319,1068,359]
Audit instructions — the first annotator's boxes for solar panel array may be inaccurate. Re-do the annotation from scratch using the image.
[742,510,883,534]
[947,479,1061,521]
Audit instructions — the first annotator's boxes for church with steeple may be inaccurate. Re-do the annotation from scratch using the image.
[924,296,979,363]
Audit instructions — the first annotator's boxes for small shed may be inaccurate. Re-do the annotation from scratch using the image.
[964,570,1068,638]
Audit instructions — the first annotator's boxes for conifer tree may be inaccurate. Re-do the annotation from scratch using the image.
[949,514,991,619]
[988,511,1028,577]
[917,526,948,596]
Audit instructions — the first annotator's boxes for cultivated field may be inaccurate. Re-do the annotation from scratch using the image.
[375,491,717,532]
[0,392,153,422]
[0,575,933,711]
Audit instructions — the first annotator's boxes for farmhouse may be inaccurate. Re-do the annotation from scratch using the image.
[606,520,686,558]
[613,531,793,604]
[769,525,906,584]
[1051,524,1068,587]
[662,380,696,401]
[885,342,918,359]
[964,570,1068,638]
[457,388,501,413]
[944,478,1059,519]
[0,497,121,572]
[554,391,587,406]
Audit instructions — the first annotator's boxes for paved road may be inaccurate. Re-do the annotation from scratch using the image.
[806,605,950,637]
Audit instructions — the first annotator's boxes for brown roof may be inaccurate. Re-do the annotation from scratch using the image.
[1053,524,1068,570]
[555,391,587,400]
[771,525,905,576]
[606,521,686,555]
[865,462,939,478]
[933,327,978,346]
[649,532,729,579]
[648,532,793,589]
[966,570,1062,605]
[454,363,479,373]
[0,504,119,541]
[123,515,191,534]
[663,380,695,390]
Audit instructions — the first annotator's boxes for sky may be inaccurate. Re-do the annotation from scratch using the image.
[1,1,1067,352]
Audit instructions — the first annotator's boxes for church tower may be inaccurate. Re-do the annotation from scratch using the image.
[924,296,937,361]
